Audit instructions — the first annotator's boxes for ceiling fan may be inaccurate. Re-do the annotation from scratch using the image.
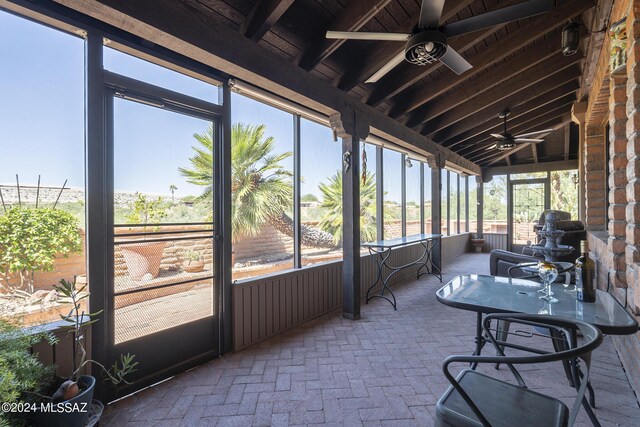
[468,109,554,151]
[326,0,554,83]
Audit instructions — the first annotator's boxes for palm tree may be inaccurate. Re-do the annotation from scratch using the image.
[179,123,334,248]
[169,185,177,203]
[318,171,389,244]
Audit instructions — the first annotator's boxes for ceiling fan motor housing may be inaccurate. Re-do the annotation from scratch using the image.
[497,141,516,151]
[405,30,447,65]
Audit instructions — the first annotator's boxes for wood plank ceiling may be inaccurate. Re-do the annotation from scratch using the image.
[191,0,598,167]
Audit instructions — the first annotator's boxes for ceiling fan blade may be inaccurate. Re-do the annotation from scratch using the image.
[485,144,497,151]
[514,129,554,138]
[419,0,446,28]
[439,47,473,75]
[490,133,507,140]
[441,0,554,38]
[325,31,410,41]
[513,138,544,143]
[366,51,405,83]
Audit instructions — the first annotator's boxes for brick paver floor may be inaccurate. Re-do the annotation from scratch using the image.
[102,253,640,426]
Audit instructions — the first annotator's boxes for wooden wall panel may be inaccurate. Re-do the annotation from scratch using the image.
[232,238,468,351]
[483,233,508,251]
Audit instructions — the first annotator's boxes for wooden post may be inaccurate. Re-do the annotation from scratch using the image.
[330,111,369,320]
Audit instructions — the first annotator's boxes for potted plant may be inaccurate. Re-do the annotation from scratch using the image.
[0,320,55,427]
[471,233,485,253]
[31,279,137,427]
[120,193,168,281]
[182,250,205,273]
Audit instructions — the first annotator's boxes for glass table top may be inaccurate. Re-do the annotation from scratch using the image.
[436,275,638,335]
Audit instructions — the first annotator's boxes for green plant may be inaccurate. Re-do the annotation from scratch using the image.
[54,279,137,385]
[184,250,202,262]
[317,171,391,244]
[0,320,54,427]
[0,207,82,294]
[179,123,334,248]
[125,193,167,232]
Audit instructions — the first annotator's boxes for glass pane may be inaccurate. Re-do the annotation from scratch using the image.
[484,175,508,234]
[550,170,579,220]
[361,142,377,245]
[383,149,402,239]
[450,172,460,234]
[469,176,478,234]
[105,46,218,102]
[113,98,214,344]
[405,158,421,236]
[424,165,432,233]
[300,118,342,266]
[512,182,545,246]
[460,176,467,233]
[231,93,294,280]
[0,11,86,325]
[511,172,547,180]
[441,169,449,236]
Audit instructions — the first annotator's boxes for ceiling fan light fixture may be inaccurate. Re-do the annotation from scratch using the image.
[405,31,447,65]
[497,142,516,151]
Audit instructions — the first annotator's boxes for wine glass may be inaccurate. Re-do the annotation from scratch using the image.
[538,261,559,303]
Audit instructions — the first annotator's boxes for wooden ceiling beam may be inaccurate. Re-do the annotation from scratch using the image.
[532,141,539,163]
[428,70,581,143]
[243,0,295,41]
[335,0,474,92]
[395,36,562,121]
[297,0,391,70]
[445,93,577,150]
[414,52,583,133]
[455,100,575,157]
[366,0,594,109]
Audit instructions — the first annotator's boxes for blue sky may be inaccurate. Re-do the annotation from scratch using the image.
[0,9,411,203]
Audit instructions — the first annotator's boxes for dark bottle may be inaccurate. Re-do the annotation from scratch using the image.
[575,240,596,303]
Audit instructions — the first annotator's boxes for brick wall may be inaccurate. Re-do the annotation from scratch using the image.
[581,0,640,397]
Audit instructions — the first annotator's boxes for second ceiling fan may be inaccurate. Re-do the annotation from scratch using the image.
[326,0,554,83]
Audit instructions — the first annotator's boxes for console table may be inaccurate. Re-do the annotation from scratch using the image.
[363,233,442,310]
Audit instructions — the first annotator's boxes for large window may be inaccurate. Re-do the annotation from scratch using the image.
[441,169,449,235]
[300,118,343,266]
[424,166,432,233]
[231,93,294,279]
[450,172,460,234]
[360,142,378,244]
[551,169,579,220]
[484,175,508,233]
[0,12,86,325]
[383,149,403,239]
[405,157,422,236]
[469,176,478,234]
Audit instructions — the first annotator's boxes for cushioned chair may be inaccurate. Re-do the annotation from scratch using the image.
[435,313,603,427]
[489,249,541,277]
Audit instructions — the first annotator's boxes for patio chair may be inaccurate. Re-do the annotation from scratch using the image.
[435,313,602,427]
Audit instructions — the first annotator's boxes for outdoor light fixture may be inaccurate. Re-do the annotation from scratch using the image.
[572,172,579,187]
[405,157,413,168]
[562,22,580,56]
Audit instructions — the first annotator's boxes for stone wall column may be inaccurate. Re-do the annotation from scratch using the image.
[626,2,640,310]
[584,124,607,230]
[609,75,629,287]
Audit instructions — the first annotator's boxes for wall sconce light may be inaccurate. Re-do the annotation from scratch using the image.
[562,22,580,56]
[572,172,579,187]
[405,157,413,168]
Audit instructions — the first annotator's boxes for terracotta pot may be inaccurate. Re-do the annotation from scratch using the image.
[120,241,167,281]
[182,259,205,273]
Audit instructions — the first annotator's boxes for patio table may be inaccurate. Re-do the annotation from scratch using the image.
[436,274,638,426]
[363,233,441,310]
